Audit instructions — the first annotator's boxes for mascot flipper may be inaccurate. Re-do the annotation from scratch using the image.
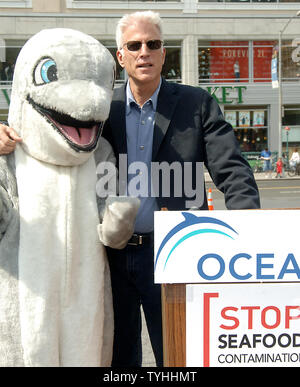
[0,28,139,367]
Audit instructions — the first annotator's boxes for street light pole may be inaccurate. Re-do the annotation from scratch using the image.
[278,11,300,160]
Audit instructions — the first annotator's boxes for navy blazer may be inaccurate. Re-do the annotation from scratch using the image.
[102,78,260,211]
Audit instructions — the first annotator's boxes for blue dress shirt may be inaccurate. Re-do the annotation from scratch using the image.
[125,80,161,233]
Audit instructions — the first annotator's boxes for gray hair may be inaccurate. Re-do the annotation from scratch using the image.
[116,11,163,50]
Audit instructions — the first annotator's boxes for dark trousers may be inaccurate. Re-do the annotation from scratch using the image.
[106,240,163,367]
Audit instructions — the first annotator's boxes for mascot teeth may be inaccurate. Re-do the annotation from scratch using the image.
[26,95,103,150]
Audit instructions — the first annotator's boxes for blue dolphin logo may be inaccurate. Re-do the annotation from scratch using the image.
[155,212,238,270]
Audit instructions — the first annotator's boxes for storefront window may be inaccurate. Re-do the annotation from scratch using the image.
[199,40,278,84]
[225,107,268,152]
[282,105,300,151]
[283,106,300,126]
[0,40,25,85]
[199,41,249,83]
[162,41,182,82]
[253,41,275,82]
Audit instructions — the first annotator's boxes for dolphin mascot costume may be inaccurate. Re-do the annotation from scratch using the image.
[0,28,139,367]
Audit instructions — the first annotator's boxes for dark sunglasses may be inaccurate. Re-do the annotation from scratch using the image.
[123,40,163,52]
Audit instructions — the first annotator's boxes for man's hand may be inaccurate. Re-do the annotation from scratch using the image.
[0,124,22,155]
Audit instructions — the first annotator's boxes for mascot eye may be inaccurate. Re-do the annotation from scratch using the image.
[34,58,58,85]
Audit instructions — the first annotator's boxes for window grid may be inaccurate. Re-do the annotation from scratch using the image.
[198,40,298,84]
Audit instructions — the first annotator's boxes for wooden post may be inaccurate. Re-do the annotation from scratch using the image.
[159,207,187,366]
[161,283,186,367]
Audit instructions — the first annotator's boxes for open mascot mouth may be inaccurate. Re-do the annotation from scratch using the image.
[27,96,103,152]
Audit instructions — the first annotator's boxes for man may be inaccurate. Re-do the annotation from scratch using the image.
[234,61,240,81]
[260,147,272,178]
[289,148,300,168]
[0,10,260,367]
[103,10,260,367]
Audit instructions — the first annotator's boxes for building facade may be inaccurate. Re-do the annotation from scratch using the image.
[1,0,300,158]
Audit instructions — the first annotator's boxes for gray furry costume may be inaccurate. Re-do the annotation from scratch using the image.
[0,29,139,367]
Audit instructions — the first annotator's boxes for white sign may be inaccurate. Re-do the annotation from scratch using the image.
[154,210,300,284]
[186,283,300,367]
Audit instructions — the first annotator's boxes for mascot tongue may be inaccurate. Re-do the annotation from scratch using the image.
[26,97,100,148]
[59,122,97,146]
[44,111,98,146]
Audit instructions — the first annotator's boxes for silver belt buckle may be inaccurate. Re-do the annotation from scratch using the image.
[128,233,142,246]
[138,234,143,245]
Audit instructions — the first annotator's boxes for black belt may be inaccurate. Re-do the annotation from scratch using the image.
[127,232,153,246]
